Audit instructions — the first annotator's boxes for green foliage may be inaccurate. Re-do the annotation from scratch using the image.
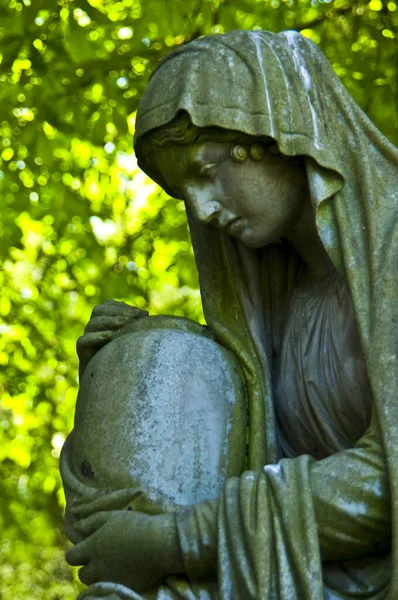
[0,0,397,596]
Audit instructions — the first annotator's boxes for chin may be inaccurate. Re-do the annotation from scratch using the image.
[241,238,267,249]
[239,231,269,249]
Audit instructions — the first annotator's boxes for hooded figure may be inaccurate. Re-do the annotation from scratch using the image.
[134,29,398,599]
[63,30,398,600]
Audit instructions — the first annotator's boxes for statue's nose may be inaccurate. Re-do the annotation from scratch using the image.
[186,188,223,224]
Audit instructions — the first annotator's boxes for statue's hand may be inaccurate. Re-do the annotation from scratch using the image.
[66,510,183,594]
[77,300,148,378]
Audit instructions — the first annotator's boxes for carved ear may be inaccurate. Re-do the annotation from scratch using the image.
[249,143,266,161]
[231,145,248,162]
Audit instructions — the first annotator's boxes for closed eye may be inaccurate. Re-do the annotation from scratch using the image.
[199,163,218,179]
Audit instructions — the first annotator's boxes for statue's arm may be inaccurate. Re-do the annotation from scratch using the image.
[311,409,390,561]
[176,409,390,581]
[176,500,218,582]
[64,414,389,590]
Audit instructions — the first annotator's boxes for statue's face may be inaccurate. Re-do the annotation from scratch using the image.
[152,141,307,248]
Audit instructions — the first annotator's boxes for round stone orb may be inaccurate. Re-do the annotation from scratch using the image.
[71,316,247,508]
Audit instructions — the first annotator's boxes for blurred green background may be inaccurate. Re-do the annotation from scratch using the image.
[0,0,397,597]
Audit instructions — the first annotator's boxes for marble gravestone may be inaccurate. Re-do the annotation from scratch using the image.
[70,316,246,508]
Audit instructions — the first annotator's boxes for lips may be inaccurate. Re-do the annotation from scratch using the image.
[214,215,246,235]
[226,217,245,235]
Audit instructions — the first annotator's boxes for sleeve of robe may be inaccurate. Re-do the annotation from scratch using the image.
[176,409,391,598]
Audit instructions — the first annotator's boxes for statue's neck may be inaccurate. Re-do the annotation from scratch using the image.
[285,196,334,281]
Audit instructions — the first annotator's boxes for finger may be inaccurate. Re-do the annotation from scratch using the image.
[84,315,131,334]
[79,562,98,586]
[92,300,130,316]
[78,583,119,600]
[79,592,125,600]
[77,331,114,350]
[129,488,171,515]
[79,582,140,600]
[79,596,120,600]
[77,332,114,370]
[75,512,109,538]
[76,332,114,365]
[71,488,138,520]
[66,539,91,566]
[92,301,148,319]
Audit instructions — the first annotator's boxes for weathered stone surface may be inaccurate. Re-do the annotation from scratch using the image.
[71,317,246,507]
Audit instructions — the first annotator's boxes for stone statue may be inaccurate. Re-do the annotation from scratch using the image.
[61,30,398,599]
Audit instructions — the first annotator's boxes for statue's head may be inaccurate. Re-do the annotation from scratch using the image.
[134,30,342,247]
[138,111,307,248]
